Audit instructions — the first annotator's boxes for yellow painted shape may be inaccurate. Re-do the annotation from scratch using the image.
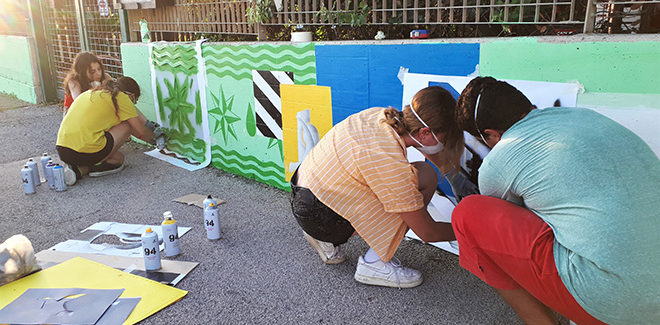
[0,257,187,325]
[281,84,333,182]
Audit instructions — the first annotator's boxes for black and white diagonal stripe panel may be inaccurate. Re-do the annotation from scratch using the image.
[252,70,294,140]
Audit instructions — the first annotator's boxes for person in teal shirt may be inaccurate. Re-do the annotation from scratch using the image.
[451,76,660,324]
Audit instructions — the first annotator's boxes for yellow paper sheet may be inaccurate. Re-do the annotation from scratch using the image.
[281,84,333,182]
[0,257,187,325]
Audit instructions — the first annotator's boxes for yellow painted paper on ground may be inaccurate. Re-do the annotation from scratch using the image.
[281,84,333,181]
[0,257,187,325]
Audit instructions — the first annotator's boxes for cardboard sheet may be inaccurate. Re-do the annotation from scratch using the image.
[173,194,226,208]
[0,288,123,324]
[0,257,187,325]
[35,250,199,287]
[48,222,192,258]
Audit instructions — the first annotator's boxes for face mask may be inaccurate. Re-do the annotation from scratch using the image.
[408,103,445,155]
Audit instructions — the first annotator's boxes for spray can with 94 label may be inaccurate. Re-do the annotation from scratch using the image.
[141,227,161,270]
[204,202,221,240]
[20,165,35,194]
[161,211,180,256]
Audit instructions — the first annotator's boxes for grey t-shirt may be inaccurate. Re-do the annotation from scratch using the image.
[479,107,660,324]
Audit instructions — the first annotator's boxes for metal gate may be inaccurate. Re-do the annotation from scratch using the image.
[42,0,123,97]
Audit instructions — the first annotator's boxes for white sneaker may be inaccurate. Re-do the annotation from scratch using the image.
[63,164,77,186]
[354,255,423,288]
[303,231,346,264]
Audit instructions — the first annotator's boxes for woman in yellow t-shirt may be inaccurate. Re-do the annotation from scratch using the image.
[56,77,155,184]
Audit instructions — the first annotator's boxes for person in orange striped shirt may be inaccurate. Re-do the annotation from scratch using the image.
[290,86,464,288]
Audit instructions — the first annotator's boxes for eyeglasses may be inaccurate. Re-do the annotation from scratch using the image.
[473,91,488,144]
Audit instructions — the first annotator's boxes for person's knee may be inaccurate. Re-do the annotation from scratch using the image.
[452,195,487,238]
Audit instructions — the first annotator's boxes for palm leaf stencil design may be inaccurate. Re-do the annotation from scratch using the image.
[208,85,241,145]
[162,75,197,136]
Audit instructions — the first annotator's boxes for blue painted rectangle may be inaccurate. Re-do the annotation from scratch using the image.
[315,43,479,125]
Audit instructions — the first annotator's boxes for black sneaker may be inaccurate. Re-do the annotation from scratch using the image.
[89,162,124,177]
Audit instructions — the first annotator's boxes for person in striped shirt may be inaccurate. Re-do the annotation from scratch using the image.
[290,86,464,288]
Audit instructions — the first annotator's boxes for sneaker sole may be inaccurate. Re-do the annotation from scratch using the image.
[303,232,346,265]
[354,273,423,288]
[89,163,124,177]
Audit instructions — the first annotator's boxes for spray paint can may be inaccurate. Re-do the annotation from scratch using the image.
[21,165,35,194]
[27,158,40,186]
[156,136,165,150]
[204,202,221,240]
[46,160,56,190]
[40,153,50,182]
[141,227,161,270]
[52,164,66,192]
[202,195,216,210]
[161,211,180,257]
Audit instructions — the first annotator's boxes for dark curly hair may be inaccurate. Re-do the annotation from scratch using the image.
[456,76,534,139]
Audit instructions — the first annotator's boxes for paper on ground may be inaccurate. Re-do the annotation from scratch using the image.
[145,148,210,171]
[36,250,199,287]
[0,257,187,325]
[48,221,192,258]
[405,193,460,255]
[0,288,123,325]
[173,193,226,208]
[96,297,141,325]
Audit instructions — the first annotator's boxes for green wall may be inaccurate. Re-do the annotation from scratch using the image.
[121,43,156,122]
[0,35,38,103]
[480,37,660,108]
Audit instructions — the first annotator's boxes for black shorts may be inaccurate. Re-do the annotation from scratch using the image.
[56,132,114,168]
[290,169,355,246]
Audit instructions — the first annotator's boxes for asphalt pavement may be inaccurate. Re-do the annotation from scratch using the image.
[0,99,530,324]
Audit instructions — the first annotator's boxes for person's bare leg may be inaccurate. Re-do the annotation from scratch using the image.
[497,288,558,325]
[412,161,438,206]
[100,121,131,164]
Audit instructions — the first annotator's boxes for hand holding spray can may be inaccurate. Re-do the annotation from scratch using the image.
[141,227,161,270]
[204,202,221,240]
[161,211,180,256]
[20,165,35,194]
[27,158,40,186]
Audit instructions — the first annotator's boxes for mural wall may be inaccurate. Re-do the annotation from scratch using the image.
[121,37,660,191]
[0,35,39,104]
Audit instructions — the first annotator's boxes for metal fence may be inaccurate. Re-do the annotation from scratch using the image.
[114,0,660,40]
[42,0,123,96]
[125,0,258,42]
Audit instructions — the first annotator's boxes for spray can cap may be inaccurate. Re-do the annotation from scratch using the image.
[163,211,173,219]
[43,153,48,156]
[208,202,215,208]
[145,227,153,233]
[207,195,213,199]
[28,158,34,161]
[23,165,29,168]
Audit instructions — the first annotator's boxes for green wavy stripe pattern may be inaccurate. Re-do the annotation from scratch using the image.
[152,45,198,75]
[211,145,289,190]
[168,137,207,163]
[202,44,316,85]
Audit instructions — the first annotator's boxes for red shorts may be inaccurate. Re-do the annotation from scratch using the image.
[452,195,606,325]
